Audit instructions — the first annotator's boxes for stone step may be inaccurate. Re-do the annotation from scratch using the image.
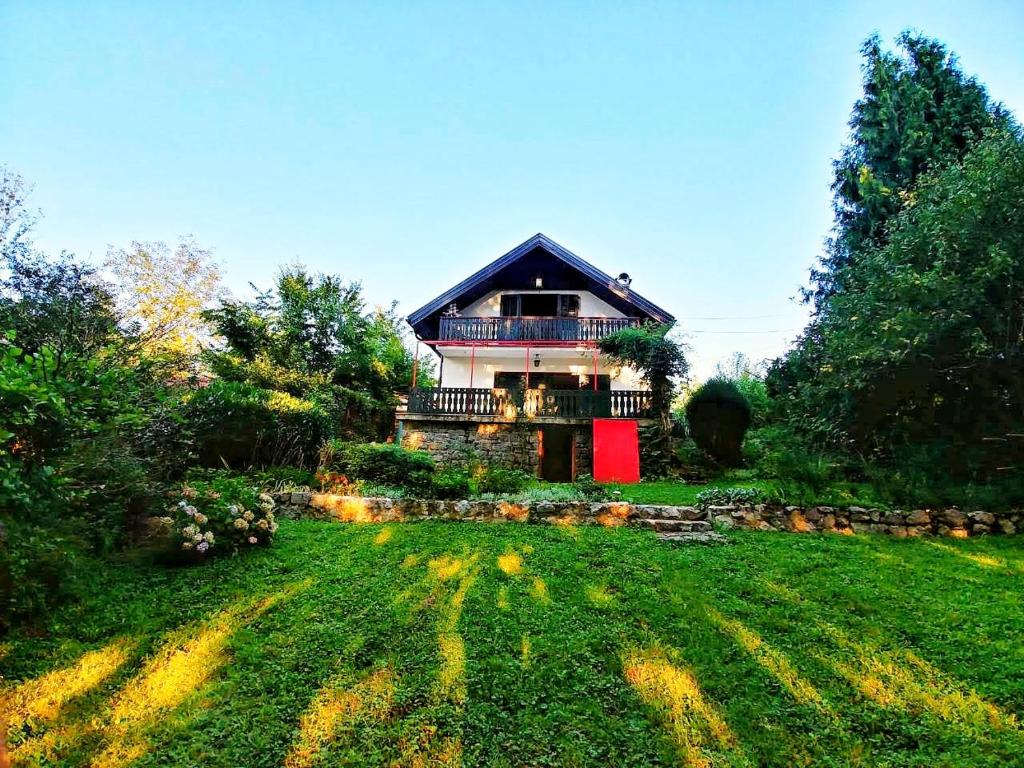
[657,531,730,545]
[637,518,712,533]
[631,504,703,521]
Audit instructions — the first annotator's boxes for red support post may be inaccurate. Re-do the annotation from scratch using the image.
[411,340,419,389]
[467,344,475,415]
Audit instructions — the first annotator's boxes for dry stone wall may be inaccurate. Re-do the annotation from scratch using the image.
[273,492,1020,537]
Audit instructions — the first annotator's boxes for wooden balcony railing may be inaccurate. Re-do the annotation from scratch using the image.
[438,316,641,342]
[407,387,654,419]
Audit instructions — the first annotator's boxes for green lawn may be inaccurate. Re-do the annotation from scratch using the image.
[4,522,1023,767]
[607,476,887,508]
[608,477,768,506]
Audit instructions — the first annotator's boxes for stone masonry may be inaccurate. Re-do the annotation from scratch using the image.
[399,418,593,476]
[274,491,1021,538]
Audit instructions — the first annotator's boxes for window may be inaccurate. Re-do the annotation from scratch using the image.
[499,293,581,317]
[559,294,580,317]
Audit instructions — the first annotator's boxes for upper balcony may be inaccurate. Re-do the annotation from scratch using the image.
[438,316,642,343]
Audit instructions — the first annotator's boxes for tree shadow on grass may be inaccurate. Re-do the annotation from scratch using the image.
[6,579,311,767]
[676,535,1024,768]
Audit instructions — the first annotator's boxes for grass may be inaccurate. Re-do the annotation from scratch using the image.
[608,477,769,506]
[608,474,889,508]
[3,521,1023,767]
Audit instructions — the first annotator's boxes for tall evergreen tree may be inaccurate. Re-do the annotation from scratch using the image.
[810,32,1009,308]
[770,32,1023,493]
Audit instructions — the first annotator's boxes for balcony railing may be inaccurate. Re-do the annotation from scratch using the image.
[407,387,654,419]
[438,316,641,342]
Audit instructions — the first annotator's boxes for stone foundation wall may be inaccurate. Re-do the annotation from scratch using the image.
[274,491,1020,537]
[400,419,540,471]
[399,418,594,477]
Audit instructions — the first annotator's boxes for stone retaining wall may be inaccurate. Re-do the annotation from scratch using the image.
[708,504,1019,537]
[273,491,688,526]
[273,492,1020,536]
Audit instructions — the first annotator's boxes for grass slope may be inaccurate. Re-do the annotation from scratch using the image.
[3,522,1023,767]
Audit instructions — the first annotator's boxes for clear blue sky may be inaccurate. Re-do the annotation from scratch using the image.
[3,1,1022,378]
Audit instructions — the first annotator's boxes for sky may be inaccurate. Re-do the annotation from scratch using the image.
[3,1,1023,379]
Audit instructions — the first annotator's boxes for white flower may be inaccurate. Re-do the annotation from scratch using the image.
[233,518,249,530]
[178,500,187,509]
[228,504,239,515]
[256,519,269,530]
[193,533,204,543]
[197,541,210,553]
[204,531,214,543]
[248,536,258,544]
[269,521,279,533]
[182,524,198,537]
[194,513,208,525]
[242,509,254,522]
[182,541,194,550]
[259,492,274,505]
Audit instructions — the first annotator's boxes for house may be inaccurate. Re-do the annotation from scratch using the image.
[397,233,674,482]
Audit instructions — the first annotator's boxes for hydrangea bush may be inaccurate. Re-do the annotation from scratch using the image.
[164,476,278,559]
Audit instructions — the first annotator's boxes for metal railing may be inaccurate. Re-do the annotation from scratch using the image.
[407,387,654,419]
[438,316,641,342]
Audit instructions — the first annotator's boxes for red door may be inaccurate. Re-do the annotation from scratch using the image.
[592,419,640,483]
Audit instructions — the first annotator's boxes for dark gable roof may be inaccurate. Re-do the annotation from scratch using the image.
[407,233,674,339]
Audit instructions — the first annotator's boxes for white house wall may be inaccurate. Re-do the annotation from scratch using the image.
[439,353,645,390]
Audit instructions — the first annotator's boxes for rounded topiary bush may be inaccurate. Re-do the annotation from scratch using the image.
[685,377,752,467]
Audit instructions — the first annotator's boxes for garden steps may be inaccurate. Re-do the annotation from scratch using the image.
[657,531,730,545]
[635,518,712,533]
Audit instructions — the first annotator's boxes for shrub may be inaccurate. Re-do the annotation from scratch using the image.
[573,473,608,501]
[164,476,277,560]
[0,521,80,633]
[430,468,473,499]
[183,380,330,469]
[754,427,835,495]
[476,467,532,495]
[639,424,674,478]
[320,440,435,494]
[249,466,318,491]
[695,486,763,508]
[685,378,752,466]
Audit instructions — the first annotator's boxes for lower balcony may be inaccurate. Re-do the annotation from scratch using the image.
[406,387,654,420]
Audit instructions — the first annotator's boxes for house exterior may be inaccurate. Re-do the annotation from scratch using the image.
[396,233,674,482]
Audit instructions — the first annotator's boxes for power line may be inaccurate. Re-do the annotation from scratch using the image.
[684,328,801,334]
[677,314,795,320]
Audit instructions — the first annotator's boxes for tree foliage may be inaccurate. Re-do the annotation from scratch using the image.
[685,377,752,467]
[106,238,222,360]
[775,128,1024,480]
[811,31,1011,306]
[599,324,688,475]
[204,265,426,440]
[771,32,1023,490]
